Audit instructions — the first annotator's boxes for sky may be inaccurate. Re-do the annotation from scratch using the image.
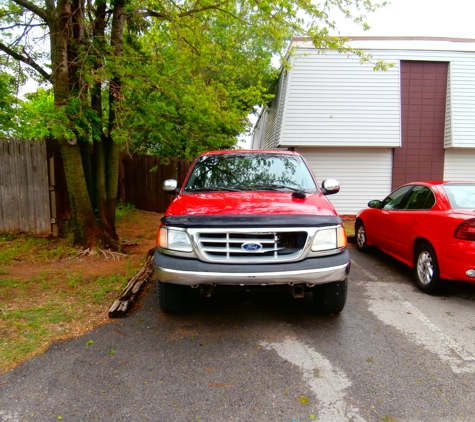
[239,0,475,148]
[329,0,475,39]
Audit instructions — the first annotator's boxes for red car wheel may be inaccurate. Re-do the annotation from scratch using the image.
[414,243,443,294]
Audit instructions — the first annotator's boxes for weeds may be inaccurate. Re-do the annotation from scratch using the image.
[40,244,76,261]
[67,272,83,288]
[0,208,155,374]
[0,268,138,373]
[0,210,155,373]
[343,219,355,236]
[90,274,131,303]
[116,200,136,222]
[0,234,77,266]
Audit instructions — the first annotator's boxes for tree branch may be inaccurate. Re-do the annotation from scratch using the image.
[45,0,55,17]
[11,14,36,49]
[0,24,45,31]
[10,0,50,23]
[143,4,226,19]
[0,42,51,81]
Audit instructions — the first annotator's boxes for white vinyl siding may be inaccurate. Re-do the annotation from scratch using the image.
[297,147,393,215]
[262,103,278,149]
[279,50,401,148]
[261,71,290,149]
[445,55,475,147]
[443,149,475,180]
[275,71,289,146]
[269,41,475,149]
[251,109,267,149]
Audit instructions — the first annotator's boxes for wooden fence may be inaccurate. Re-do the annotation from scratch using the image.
[119,154,191,212]
[0,139,51,235]
[0,138,192,236]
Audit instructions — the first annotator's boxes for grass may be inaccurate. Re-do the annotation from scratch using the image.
[0,234,77,268]
[115,200,137,222]
[343,219,355,236]
[0,264,136,373]
[0,205,149,374]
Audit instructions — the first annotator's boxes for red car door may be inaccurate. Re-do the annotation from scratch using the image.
[382,186,436,266]
[370,185,413,251]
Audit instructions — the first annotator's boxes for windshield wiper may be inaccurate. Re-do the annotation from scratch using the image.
[248,184,307,199]
[184,187,244,192]
[248,183,303,192]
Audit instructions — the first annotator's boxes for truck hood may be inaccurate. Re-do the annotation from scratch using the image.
[165,191,338,217]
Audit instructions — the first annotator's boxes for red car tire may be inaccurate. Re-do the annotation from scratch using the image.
[414,243,443,294]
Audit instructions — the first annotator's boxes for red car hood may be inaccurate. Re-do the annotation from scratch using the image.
[165,191,337,217]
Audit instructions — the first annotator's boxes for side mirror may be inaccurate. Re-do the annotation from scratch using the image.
[368,200,381,209]
[321,179,340,195]
[163,179,178,194]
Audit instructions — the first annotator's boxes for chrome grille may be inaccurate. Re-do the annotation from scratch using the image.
[195,230,308,262]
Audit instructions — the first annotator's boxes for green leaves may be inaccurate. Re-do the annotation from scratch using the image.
[113,5,283,158]
[13,89,100,143]
[1,0,386,159]
[0,71,19,135]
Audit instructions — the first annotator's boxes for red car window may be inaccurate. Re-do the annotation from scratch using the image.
[382,185,413,210]
[405,186,435,210]
[443,184,475,209]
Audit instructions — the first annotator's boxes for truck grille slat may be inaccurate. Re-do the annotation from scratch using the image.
[195,230,308,262]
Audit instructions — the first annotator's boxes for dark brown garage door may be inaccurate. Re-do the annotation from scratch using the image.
[393,61,448,190]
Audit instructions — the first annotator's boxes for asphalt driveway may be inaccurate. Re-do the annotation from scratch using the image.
[3,245,475,422]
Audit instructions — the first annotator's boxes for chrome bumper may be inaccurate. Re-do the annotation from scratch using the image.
[154,251,350,287]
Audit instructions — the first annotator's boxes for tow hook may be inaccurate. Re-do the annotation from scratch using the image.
[199,285,214,297]
[290,284,306,298]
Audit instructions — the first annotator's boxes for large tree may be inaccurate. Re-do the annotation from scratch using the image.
[0,0,385,251]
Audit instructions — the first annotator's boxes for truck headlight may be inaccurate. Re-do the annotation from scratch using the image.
[311,226,347,252]
[158,227,193,252]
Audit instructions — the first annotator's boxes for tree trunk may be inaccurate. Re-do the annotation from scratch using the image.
[101,0,127,237]
[50,0,119,250]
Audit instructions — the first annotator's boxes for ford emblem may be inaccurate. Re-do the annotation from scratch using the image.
[242,242,263,252]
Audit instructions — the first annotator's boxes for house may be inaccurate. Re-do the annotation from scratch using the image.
[251,37,475,216]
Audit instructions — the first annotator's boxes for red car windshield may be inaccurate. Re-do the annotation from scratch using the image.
[443,184,475,209]
[184,153,318,193]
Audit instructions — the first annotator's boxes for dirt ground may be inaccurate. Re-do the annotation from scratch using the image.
[0,210,164,372]
[4,210,162,281]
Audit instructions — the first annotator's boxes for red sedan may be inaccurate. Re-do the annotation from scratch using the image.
[355,181,475,294]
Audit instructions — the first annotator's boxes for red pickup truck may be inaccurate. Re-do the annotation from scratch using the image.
[154,150,350,313]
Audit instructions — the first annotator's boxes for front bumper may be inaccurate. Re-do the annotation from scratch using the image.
[154,249,350,286]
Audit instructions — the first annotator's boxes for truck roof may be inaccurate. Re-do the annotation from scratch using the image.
[201,149,299,156]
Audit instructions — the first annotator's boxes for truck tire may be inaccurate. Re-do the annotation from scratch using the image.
[156,279,192,313]
[313,279,347,314]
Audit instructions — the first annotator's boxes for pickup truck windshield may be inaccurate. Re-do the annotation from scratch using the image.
[184,153,318,192]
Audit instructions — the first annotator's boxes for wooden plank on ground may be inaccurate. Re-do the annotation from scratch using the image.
[108,248,156,318]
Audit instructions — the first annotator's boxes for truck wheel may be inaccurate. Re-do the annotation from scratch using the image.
[313,279,347,314]
[414,243,443,294]
[156,279,192,313]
